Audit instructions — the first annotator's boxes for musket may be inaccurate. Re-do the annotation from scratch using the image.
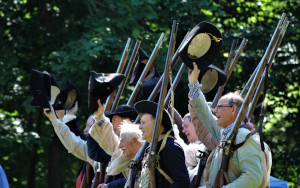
[111,40,141,112]
[105,38,132,111]
[190,149,211,188]
[127,33,165,105]
[91,163,108,188]
[148,20,177,188]
[213,13,287,188]
[127,141,149,188]
[246,18,289,120]
[211,39,248,108]
[127,31,189,188]
[211,39,237,108]
[147,31,190,102]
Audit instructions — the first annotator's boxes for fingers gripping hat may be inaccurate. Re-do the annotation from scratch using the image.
[198,65,227,93]
[129,48,160,85]
[105,104,138,122]
[179,21,222,70]
[53,80,82,110]
[88,70,125,113]
[30,69,60,109]
[134,100,173,131]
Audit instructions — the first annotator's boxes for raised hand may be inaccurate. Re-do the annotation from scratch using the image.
[43,102,58,123]
[94,99,105,119]
[187,62,200,85]
[66,101,78,116]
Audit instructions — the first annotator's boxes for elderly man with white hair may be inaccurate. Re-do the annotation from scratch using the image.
[89,100,144,188]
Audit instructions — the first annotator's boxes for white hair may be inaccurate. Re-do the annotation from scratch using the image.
[120,121,144,143]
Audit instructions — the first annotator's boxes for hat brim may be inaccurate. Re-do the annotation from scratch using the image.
[30,69,51,109]
[198,65,227,93]
[53,81,82,110]
[179,21,222,70]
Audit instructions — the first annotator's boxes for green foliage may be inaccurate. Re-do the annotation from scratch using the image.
[1,0,300,187]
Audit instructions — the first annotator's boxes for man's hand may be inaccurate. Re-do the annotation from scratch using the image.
[94,99,104,119]
[55,110,65,121]
[97,183,108,188]
[187,62,200,85]
[43,103,58,123]
[66,101,78,115]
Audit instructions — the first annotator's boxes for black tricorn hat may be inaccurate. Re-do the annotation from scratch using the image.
[88,71,125,113]
[30,69,60,109]
[53,80,82,110]
[198,65,227,93]
[179,21,222,70]
[105,104,138,121]
[134,100,172,131]
[129,48,160,85]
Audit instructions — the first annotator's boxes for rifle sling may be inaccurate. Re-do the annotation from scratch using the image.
[156,129,174,184]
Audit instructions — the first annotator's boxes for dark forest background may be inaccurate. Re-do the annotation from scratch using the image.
[0,0,299,187]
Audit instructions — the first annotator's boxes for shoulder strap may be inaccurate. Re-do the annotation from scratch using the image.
[156,129,174,184]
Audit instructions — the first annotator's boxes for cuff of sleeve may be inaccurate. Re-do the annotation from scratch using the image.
[93,113,105,126]
[188,80,201,89]
[62,114,77,123]
[188,80,202,100]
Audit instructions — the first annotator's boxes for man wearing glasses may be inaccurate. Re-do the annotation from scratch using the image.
[187,62,271,188]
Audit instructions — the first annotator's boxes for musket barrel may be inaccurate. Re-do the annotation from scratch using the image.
[111,40,141,111]
[231,13,286,136]
[148,20,177,188]
[246,18,289,120]
[211,39,247,108]
[105,38,131,111]
[127,33,165,105]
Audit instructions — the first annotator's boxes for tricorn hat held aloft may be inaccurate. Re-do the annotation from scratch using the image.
[129,47,160,85]
[53,80,82,110]
[30,69,60,109]
[179,21,222,70]
[198,65,227,93]
[88,71,125,113]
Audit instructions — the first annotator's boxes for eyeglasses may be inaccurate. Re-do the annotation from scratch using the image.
[214,104,233,110]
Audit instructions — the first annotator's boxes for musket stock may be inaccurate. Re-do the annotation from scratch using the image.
[105,38,131,111]
[127,33,165,105]
[111,40,141,111]
[128,142,149,188]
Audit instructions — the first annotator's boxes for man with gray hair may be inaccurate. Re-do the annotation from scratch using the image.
[187,62,271,188]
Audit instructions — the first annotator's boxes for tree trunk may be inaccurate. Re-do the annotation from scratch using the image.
[48,135,62,188]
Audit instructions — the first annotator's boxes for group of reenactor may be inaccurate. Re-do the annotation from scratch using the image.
[30,15,289,188]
